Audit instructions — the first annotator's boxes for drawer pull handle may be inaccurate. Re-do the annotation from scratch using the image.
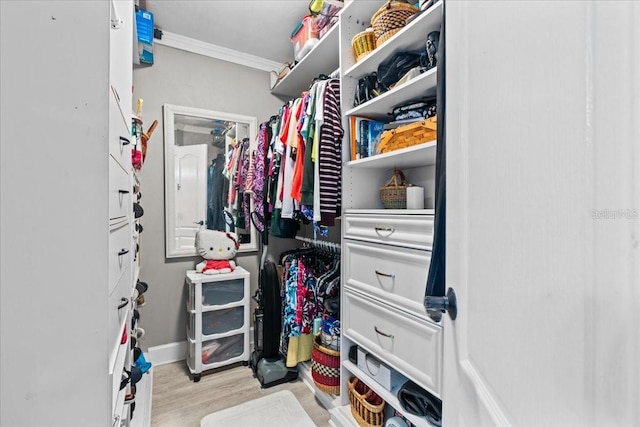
[375,270,395,279]
[118,189,130,194]
[118,249,129,256]
[374,326,394,339]
[119,136,131,146]
[117,297,129,310]
[374,227,395,237]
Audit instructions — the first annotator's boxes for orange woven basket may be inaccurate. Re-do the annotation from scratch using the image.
[348,376,386,427]
[371,0,419,45]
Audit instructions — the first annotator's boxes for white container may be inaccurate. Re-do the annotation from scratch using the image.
[357,347,407,393]
[406,186,425,209]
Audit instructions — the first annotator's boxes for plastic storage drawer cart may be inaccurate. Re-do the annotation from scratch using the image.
[185,267,250,382]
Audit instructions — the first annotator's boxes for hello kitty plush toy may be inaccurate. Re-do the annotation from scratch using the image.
[195,230,240,274]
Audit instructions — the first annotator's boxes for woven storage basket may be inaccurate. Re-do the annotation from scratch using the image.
[352,28,377,62]
[378,117,437,154]
[371,0,419,45]
[380,169,408,209]
[348,377,386,427]
[311,333,341,395]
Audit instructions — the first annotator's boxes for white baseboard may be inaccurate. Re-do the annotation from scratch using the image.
[147,327,254,367]
[147,341,187,366]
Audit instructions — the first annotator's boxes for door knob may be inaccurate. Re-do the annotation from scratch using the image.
[194,220,204,226]
[424,287,457,322]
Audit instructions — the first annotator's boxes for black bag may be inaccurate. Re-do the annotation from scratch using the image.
[397,380,442,426]
[377,50,423,92]
[354,73,381,107]
[392,99,437,121]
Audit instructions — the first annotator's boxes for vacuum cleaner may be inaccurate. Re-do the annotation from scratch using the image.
[249,212,297,387]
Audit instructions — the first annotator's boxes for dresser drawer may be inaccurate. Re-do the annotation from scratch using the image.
[109,221,131,294]
[109,156,130,222]
[109,92,132,170]
[344,290,443,396]
[108,270,131,361]
[343,213,434,251]
[188,306,246,340]
[345,240,430,317]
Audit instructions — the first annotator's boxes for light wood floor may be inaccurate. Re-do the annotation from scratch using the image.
[150,361,331,426]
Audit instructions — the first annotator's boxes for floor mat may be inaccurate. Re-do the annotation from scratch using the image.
[200,389,316,426]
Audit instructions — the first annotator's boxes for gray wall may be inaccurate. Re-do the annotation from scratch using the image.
[133,44,288,350]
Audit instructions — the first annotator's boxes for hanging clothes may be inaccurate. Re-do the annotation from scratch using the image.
[318,79,343,226]
[207,152,228,231]
[279,247,340,367]
[261,78,343,238]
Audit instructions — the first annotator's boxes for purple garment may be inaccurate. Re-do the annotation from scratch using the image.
[251,123,268,232]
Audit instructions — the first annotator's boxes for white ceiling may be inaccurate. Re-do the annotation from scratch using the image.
[145,1,312,65]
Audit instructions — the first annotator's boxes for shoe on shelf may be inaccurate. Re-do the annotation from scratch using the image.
[124,393,136,404]
[133,202,144,219]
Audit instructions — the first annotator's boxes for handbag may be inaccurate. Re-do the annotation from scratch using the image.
[354,72,381,107]
[376,50,423,92]
[397,380,442,426]
[391,99,437,121]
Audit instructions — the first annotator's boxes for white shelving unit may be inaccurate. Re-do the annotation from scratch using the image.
[185,268,251,382]
[336,1,445,426]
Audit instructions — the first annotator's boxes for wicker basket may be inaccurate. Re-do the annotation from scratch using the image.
[371,0,419,45]
[348,377,386,427]
[378,117,437,154]
[352,28,377,62]
[311,333,341,395]
[380,169,408,209]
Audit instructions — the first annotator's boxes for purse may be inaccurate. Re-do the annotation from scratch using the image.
[354,72,381,107]
[397,380,442,426]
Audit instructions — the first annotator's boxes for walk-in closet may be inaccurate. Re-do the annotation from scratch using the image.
[1,1,638,427]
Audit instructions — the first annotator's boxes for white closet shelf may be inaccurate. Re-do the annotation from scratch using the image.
[346,68,437,121]
[129,365,153,427]
[344,1,444,79]
[343,360,435,427]
[344,208,435,216]
[345,140,437,169]
[271,23,340,99]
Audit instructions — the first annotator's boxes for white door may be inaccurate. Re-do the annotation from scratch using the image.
[175,144,208,251]
[444,2,639,426]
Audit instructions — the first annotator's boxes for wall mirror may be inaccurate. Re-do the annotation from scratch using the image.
[163,104,258,258]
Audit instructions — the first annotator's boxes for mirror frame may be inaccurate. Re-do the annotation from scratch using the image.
[163,104,258,258]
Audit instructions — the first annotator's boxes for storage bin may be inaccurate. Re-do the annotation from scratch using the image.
[357,347,407,394]
[187,306,246,340]
[202,278,245,307]
[201,334,245,365]
[291,15,319,61]
[202,306,245,336]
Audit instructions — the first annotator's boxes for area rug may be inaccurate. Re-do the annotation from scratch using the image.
[200,389,316,427]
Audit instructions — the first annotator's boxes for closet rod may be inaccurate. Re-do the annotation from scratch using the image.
[295,236,341,253]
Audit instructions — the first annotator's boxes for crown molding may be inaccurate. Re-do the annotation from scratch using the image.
[154,31,282,73]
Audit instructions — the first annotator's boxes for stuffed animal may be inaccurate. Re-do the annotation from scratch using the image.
[195,230,240,274]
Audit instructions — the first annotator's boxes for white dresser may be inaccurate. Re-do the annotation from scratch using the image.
[185,268,251,382]
[335,2,444,426]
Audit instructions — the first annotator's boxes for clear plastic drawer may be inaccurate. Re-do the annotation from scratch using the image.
[187,306,245,340]
[202,278,245,307]
[201,334,245,366]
